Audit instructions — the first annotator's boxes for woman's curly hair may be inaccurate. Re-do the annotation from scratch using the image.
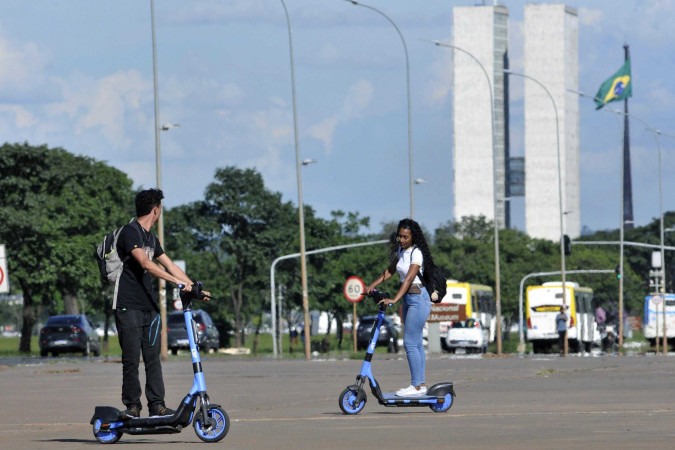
[397,218,435,273]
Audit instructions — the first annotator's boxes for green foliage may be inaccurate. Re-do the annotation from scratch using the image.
[2,142,670,355]
[0,142,135,351]
[433,215,647,323]
[165,167,298,347]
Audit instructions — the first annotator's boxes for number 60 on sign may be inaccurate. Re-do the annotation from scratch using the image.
[343,276,365,303]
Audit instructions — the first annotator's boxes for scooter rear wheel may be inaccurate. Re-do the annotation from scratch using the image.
[194,406,230,443]
[429,393,454,413]
[92,418,122,444]
[339,387,366,415]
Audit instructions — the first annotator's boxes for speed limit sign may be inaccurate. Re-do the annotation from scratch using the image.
[343,276,366,303]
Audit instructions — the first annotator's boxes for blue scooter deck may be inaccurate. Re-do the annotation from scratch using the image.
[381,392,441,403]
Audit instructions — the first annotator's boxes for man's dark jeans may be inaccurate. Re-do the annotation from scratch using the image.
[115,308,165,410]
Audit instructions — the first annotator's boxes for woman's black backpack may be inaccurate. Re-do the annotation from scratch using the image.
[423,263,447,304]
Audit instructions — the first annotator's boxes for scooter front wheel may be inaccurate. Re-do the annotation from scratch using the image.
[429,393,454,413]
[92,418,122,444]
[194,406,230,443]
[339,387,366,415]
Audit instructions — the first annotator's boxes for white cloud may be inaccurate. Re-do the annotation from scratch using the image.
[341,79,373,117]
[0,105,37,129]
[165,0,279,26]
[638,0,675,42]
[50,70,150,149]
[578,7,604,29]
[307,117,339,153]
[0,32,50,94]
[426,42,453,106]
[307,79,373,154]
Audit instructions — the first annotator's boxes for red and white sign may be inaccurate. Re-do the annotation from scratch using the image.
[343,276,366,304]
[0,245,9,294]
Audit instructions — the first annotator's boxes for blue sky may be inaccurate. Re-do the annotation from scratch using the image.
[1,0,674,236]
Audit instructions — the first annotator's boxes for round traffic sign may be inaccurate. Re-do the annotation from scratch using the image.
[343,276,366,303]
[173,298,183,310]
[652,295,663,305]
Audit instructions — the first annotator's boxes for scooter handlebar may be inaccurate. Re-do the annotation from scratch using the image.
[178,281,212,302]
[363,289,392,309]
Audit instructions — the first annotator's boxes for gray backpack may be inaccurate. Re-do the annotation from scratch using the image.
[95,221,142,309]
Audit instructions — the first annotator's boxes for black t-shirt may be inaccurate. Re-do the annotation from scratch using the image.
[115,220,165,311]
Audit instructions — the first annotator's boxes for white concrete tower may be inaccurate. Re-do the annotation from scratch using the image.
[452,5,509,227]
[524,4,580,240]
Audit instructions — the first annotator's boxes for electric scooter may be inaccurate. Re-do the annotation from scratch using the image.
[339,289,456,415]
[90,282,230,444]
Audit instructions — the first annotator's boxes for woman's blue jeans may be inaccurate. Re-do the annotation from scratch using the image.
[402,288,432,386]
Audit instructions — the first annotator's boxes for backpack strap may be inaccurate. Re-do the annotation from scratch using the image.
[111,219,145,310]
[411,245,424,275]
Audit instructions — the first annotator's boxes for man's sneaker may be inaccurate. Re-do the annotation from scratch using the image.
[395,385,425,397]
[149,404,175,417]
[119,404,141,420]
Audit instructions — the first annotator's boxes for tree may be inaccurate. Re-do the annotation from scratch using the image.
[168,167,297,348]
[0,142,134,352]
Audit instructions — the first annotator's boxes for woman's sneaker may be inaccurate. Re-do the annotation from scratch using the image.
[396,385,425,397]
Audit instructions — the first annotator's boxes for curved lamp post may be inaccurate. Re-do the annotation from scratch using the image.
[149,0,170,360]
[345,0,414,218]
[432,40,503,354]
[506,69,567,354]
[280,0,311,360]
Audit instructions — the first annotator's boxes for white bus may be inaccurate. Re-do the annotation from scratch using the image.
[526,282,596,353]
[438,281,495,351]
[643,294,675,347]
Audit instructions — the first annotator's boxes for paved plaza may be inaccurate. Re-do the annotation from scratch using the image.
[0,353,673,449]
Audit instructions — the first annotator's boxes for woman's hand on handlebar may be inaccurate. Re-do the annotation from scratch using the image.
[378,297,397,308]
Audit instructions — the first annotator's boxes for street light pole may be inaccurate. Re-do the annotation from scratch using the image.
[346,1,414,219]
[433,40,502,354]
[280,0,311,361]
[607,107,665,350]
[149,0,169,361]
[506,69,567,354]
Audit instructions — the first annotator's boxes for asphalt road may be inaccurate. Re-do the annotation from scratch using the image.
[0,352,674,449]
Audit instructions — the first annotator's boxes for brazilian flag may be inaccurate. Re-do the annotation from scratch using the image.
[594,59,632,109]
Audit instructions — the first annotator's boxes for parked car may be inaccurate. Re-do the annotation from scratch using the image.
[167,310,220,355]
[356,315,399,353]
[95,323,117,337]
[445,318,488,354]
[39,314,101,357]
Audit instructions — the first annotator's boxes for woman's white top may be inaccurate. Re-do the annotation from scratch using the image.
[396,246,423,284]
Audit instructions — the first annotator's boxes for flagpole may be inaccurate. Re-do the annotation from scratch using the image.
[618,44,632,346]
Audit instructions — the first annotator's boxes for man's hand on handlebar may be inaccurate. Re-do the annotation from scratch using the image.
[178,281,212,302]
[178,282,193,292]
